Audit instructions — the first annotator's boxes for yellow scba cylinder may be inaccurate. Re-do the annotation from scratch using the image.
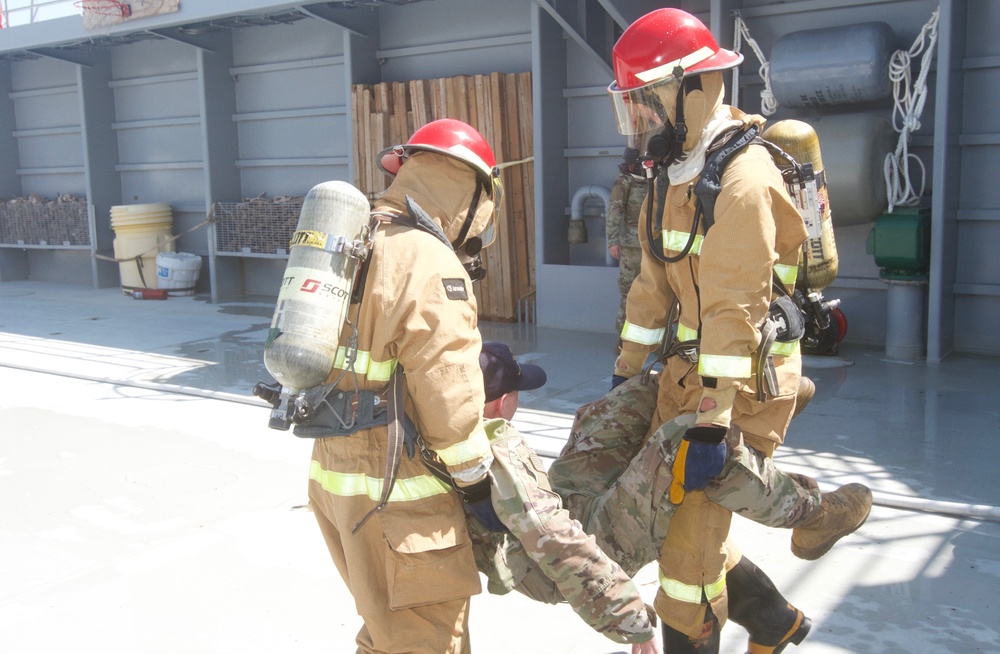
[110,203,175,295]
[762,120,839,291]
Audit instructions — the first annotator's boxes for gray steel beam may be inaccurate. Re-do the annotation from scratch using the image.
[296,3,378,37]
[533,0,613,78]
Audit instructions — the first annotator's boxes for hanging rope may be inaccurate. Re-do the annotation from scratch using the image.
[884,6,940,212]
[731,11,779,116]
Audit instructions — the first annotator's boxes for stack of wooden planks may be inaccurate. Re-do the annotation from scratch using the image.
[351,72,534,323]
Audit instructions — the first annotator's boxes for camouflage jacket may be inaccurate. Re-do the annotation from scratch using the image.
[607,173,646,248]
[467,418,654,645]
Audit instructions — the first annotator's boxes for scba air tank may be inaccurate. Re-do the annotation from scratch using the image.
[264,181,371,393]
[762,119,839,291]
[769,21,895,109]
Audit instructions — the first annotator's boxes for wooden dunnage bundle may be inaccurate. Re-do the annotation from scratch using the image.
[351,73,535,322]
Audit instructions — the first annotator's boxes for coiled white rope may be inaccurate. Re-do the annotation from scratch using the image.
[884,7,940,212]
[731,12,779,116]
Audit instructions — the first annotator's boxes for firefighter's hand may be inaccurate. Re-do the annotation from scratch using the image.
[669,426,727,504]
[632,637,661,654]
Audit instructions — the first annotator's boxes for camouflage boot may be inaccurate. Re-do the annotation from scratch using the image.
[791,483,872,560]
[727,556,811,654]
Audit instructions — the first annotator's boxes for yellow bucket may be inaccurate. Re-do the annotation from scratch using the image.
[111,203,175,295]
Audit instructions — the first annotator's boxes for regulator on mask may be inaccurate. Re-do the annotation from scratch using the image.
[460,236,486,282]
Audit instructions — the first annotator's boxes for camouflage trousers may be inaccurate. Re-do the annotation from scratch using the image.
[615,245,642,335]
[548,375,821,578]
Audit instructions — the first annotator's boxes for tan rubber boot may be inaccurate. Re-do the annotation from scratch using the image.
[791,483,872,560]
[792,376,816,419]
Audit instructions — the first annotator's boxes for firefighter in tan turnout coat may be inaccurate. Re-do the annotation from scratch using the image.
[606,8,872,652]
[302,119,505,654]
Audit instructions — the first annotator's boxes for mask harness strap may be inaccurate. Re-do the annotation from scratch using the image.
[645,74,697,264]
[450,182,484,250]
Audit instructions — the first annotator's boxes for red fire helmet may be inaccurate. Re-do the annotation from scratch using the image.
[377,118,499,183]
[611,8,743,91]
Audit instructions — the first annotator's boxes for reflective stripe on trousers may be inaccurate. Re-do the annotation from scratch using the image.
[658,567,726,605]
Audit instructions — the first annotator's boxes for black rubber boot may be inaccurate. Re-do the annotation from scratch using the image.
[727,556,812,654]
[661,605,720,653]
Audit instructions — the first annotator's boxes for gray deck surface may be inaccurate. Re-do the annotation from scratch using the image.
[1,281,997,653]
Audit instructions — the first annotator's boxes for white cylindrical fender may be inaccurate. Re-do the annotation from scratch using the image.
[770,21,896,109]
[811,113,896,226]
[263,181,371,392]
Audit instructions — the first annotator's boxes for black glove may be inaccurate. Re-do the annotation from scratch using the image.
[611,374,629,390]
[458,477,506,532]
[669,425,728,504]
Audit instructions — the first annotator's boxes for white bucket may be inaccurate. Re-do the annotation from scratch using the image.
[156,251,203,296]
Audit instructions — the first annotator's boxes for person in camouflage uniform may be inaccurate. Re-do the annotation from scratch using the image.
[608,150,647,339]
[464,344,862,653]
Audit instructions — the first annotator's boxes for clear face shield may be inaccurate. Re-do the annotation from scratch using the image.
[477,172,504,248]
[608,75,681,160]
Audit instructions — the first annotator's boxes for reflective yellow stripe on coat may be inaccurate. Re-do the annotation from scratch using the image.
[774,263,798,287]
[621,321,666,345]
[332,347,397,382]
[309,460,451,502]
[698,353,752,378]
[435,423,491,467]
[658,568,726,605]
[676,322,698,342]
[663,230,704,255]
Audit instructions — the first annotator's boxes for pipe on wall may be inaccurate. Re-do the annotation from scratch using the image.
[570,184,613,265]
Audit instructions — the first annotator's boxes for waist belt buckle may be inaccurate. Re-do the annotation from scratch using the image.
[677,345,700,364]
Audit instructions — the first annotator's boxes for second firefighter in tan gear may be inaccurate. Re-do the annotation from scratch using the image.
[607,7,871,649]
[304,119,503,653]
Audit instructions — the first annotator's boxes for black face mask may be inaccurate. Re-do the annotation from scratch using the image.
[644,74,700,169]
[645,121,685,167]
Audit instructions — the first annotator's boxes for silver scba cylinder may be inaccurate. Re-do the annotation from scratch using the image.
[264,181,371,394]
